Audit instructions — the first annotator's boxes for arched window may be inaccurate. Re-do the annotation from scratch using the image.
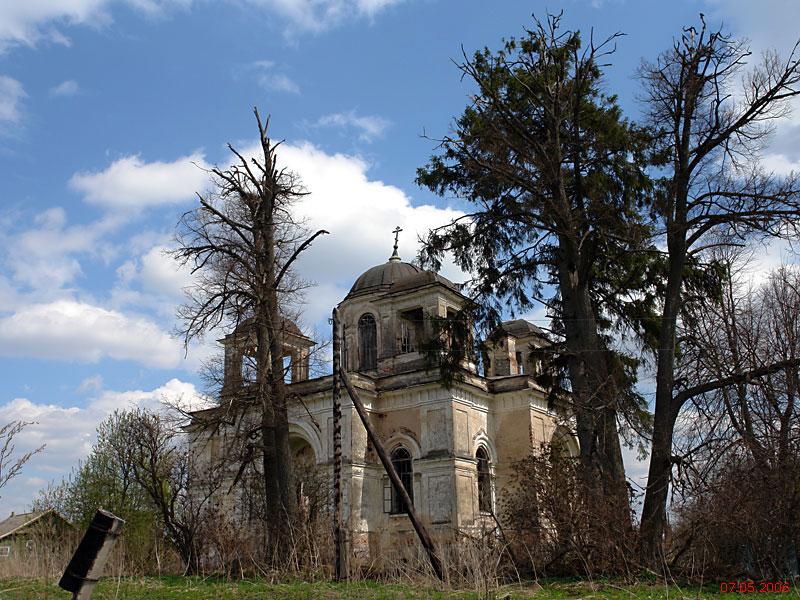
[476,446,492,513]
[358,314,377,371]
[390,447,413,514]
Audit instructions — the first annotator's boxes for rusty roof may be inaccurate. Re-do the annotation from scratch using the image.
[346,257,463,300]
[347,259,423,298]
[0,510,71,541]
[500,319,545,338]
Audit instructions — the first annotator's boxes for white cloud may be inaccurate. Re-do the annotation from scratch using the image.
[247,141,466,324]
[703,0,800,54]
[0,274,20,309]
[0,1,110,51]
[0,75,25,123]
[760,152,800,177]
[0,0,406,53]
[0,299,184,368]
[742,238,798,287]
[263,72,300,94]
[49,79,79,97]
[137,245,194,297]
[241,0,404,34]
[622,444,649,512]
[0,0,191,52]
[1,208,121,293]
[90,377,209,412]
[701,1,800,178]
[4,149,207,298]
[355,0,403,15]
[0,378,210,510]
[115,244,193,299]
[313,110,391,142]
[248,61,300,94]
[69,152,210,211]
[111,242,198,318]
[76,374,103,394]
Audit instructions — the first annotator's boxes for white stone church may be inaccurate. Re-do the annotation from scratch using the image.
[188,244,577,561]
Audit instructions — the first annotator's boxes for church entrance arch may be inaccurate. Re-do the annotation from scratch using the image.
[290,435,316,466]
[290,434,322,520]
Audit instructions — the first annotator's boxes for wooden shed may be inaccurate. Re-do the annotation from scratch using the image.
[0,510,74,558]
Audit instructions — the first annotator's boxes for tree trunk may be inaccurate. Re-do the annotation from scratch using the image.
[268,299,298,535]
[256,323,282,550]
[639,222,686,566]
[557,240,630,530]
[182,541,200,576]
[639,400,676,566]
[261,191,297,556]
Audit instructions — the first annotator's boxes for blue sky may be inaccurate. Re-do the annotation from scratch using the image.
[1,0,799,513]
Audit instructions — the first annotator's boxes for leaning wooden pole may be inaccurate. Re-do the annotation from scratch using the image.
[338,365,444,581]
[331,308,345,580]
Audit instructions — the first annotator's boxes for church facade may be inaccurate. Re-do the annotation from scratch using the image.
[188,247,577,562]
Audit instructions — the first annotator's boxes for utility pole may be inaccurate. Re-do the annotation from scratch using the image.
[331,308,345,580]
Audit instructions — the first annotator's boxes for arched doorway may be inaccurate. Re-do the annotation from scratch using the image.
[290,436,323,520]
[291,436,316,470]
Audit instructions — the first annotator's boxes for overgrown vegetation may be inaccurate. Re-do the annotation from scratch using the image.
[500,446,637,578]
[9,10,800,592]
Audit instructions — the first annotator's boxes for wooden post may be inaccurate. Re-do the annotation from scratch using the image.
[59,509,125,600]
[331,308,345,580]
[338,366,444,580]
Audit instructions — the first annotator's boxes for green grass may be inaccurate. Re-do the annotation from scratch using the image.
[0,577,798,599]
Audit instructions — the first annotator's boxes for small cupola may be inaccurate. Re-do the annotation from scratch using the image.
[221,317,316,394]
[484,319,547,377]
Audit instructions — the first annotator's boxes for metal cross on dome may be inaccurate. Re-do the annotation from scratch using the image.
[391,226,403,258]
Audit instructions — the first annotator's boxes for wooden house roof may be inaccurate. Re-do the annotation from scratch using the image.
[0,509,72,541]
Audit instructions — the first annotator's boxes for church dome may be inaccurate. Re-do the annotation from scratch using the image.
[347,256,423,298]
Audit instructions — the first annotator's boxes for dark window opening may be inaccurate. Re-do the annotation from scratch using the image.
[399,308,423,354]
[358,314,377,370]
[390,447,413,514]
[399,321,415,353]
[477,446,491,513]
[516,351,525,375]
[444,308,457,350]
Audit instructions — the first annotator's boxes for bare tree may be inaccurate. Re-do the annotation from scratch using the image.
[638,17,800,563]
[0,420,44,500]
[671,260,800,577]
[172,107,328,558]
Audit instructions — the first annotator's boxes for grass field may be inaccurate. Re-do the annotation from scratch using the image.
[0,577,798,599]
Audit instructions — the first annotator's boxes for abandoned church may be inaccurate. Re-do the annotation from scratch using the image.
[188,242,578,563]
